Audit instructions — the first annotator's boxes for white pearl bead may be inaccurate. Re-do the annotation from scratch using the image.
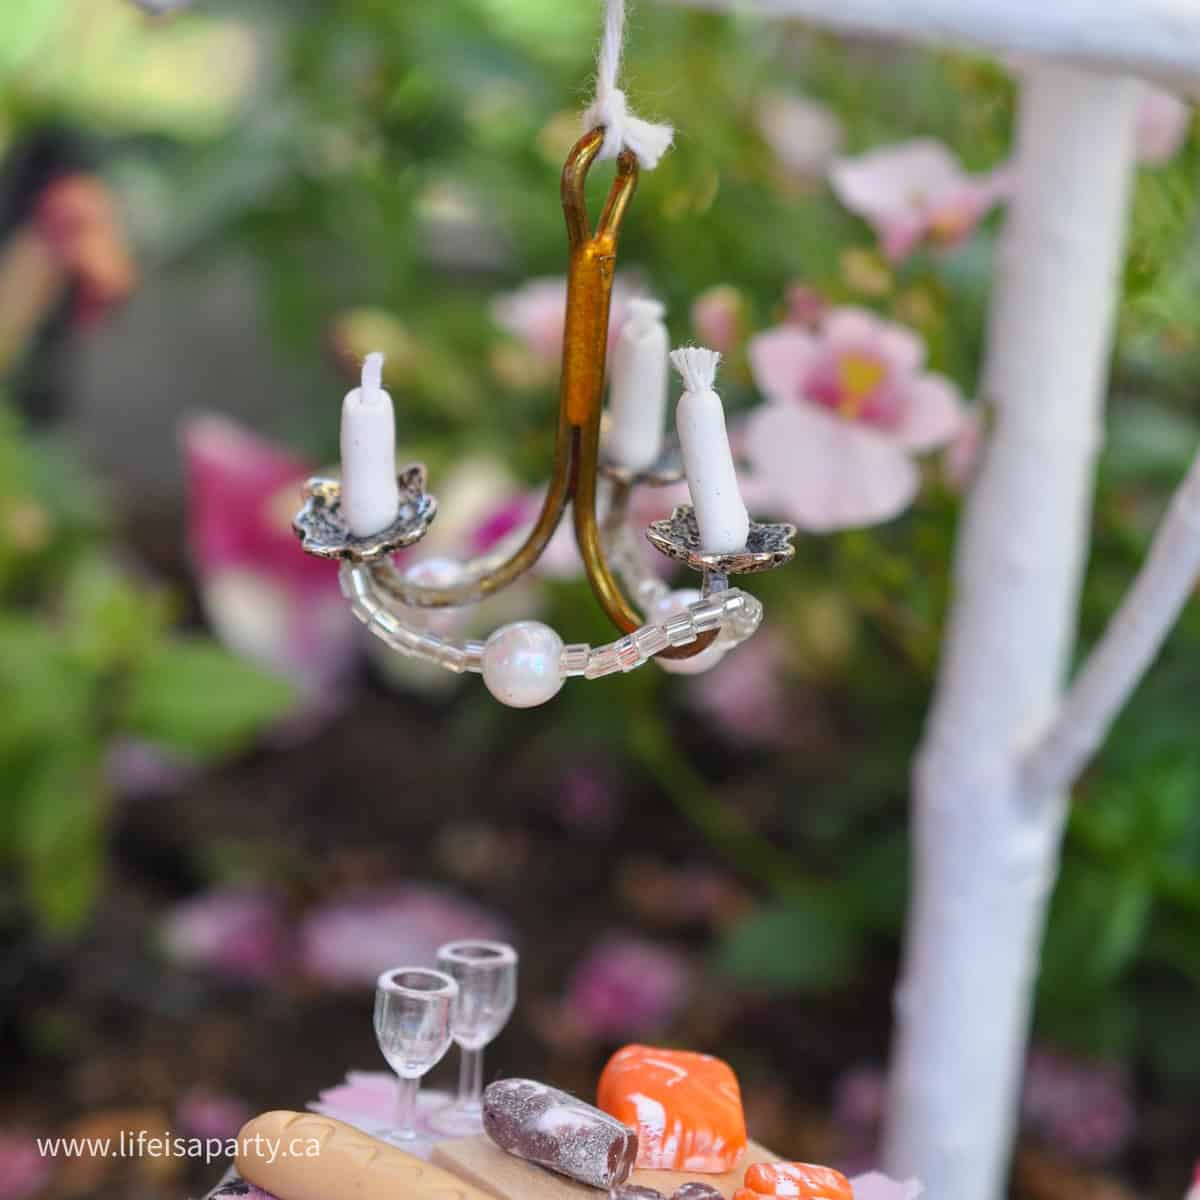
[652,589,727,676]
[482,620,565,707]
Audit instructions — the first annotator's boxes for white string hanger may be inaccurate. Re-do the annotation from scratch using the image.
[582,0,675,169]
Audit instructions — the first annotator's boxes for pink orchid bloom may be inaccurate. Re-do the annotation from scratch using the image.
[745,307,964,531]
[161,887,291,982]
[1137,87,1192,166]
[830,139,1010,263]
[849,1173,923,1200]
[757,91,844,180]
[182,415,355,693]
[0,1134,51,1200]
[560,935,690,1042]
[692,285,746,357]
[686,628,792,748]
[298,885,508,988]
[490,275,632,366]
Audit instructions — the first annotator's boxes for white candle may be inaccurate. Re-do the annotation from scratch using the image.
[340,352,400,537]
[671,346,749,554]
[606,297,670,472]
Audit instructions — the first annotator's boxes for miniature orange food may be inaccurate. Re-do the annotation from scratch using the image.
[596,1045,747,1173]
[738,1162,854,1200]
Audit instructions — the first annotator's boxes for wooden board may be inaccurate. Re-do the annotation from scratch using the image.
[433,1134,779,1200]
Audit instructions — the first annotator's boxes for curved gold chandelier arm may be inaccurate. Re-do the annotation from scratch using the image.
[367,128,717,659]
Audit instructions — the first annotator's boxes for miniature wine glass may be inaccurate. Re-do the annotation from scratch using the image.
[428,940,518,1136]
[374,967,458,1148]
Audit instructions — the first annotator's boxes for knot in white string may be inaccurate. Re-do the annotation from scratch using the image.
[582,0,674,170]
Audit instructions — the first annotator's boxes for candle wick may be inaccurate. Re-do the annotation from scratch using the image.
[361,352,385,399]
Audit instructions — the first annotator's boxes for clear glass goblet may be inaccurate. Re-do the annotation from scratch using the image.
[428,940,518,1136]
[374,967,459,1147]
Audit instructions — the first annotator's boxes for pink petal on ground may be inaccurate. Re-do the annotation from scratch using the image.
[161,888,292,982]
[850,1173,923,1200]
[893,372,964,452]
[743,403,919,532]
[561,935,690,1041]
[748,326,820,404]
[176,1087,253,1141]
[0,1134,51,1200]
[1136,87,1192,166]
[310,1071,397,1127]
[299,885,509,988]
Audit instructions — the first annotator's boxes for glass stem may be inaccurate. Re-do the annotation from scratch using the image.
[394,1075,419,1139]
[458,1045,484,1109]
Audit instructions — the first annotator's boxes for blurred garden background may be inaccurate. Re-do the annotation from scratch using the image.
[0,1,1198,1197]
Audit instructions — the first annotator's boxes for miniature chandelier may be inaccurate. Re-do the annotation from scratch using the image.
[292,128,796,708]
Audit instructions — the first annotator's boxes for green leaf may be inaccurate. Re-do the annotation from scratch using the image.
[17,747,104,935]
[121,638,293,758]
[61,555,171,673]
[715,891,864,992]
[1039,857,1152,998]
[0,616,92,757]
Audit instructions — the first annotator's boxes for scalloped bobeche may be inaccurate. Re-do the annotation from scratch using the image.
[646,505,797,575]
[292,465,437,563]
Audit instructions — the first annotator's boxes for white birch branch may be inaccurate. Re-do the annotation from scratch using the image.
[1022,447,1200,799]
[667,0,1200,96]
[883,64,1141,1200]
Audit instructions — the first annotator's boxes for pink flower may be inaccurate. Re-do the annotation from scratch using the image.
[745,308,964,531]
[830,139,1010,263]
[1137,87,1191,166]
[161,887,291,982]
[0,1134,51,1200]
[176,1088,252,1141]
[832,1065,886,1177]
[490,276,632,366]
[1021,1047,1135,1164]
[551,764,625,839]
[785,284,830,330]
[310,1071,397,1129]
[686,628,791,747]
[309,1071,447,1137]
[757,92,843,180]
[692,286,746,357]
[561,935,690,1042]
[942,406,984,493]
[299,885,508,988]
[849,1174,923,1200]
[182,416,355,692]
